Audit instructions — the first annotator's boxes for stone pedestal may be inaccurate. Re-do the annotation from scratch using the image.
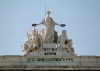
[42,43,57,48]
[39,51,62,56]
[26,52,39,56]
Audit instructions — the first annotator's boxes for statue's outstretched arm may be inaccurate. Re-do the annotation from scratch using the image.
[32,18,45,27]
[55,22,61,26]
[54,21,66,27]
[55,23,66,27]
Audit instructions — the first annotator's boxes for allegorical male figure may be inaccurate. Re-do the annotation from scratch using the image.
[32,11,66,43]
[57,30,75,56]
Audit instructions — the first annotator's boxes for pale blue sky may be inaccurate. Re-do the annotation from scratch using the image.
[0,0,100,56]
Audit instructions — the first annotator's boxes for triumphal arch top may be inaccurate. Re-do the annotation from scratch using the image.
[0,11,100,71]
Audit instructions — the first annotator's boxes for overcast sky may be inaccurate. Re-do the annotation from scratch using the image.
[0,0,100,56]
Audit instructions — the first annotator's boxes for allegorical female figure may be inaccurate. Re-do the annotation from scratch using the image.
[23,28,39,55]
[32,11,65,43]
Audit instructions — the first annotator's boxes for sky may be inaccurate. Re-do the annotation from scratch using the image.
[0,0,100,56]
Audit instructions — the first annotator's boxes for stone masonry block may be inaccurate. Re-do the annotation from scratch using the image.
[43,43,56,48]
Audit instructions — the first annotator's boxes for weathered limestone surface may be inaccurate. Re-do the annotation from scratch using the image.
[0,56,100,70]
[39,51,62,56]
[26,52,39,56]
[42,43,57,48]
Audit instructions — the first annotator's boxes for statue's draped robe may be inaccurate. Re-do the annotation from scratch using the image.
[40,17,56,42]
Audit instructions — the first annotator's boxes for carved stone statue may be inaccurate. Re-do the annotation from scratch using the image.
[22,28,40,55]
[57,30,75,56]
[67,39,73,48]
[21,11,76,56]
[57,30,68,47]
[32,11,66,43]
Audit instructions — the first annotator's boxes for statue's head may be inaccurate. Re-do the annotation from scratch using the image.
[62,30,66,35]
[46,11,51,14]
[31,28,36,35]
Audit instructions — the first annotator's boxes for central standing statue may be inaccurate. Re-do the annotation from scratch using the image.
[32,11,66,43]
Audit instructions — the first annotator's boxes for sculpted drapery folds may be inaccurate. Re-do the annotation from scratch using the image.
[32,11,65,43]
[20,10,78,57]
[57,30,75,56]
[21,28,41,55]
[21,11,77,56]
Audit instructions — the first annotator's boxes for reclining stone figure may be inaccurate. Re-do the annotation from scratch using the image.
[21,28,40,55]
